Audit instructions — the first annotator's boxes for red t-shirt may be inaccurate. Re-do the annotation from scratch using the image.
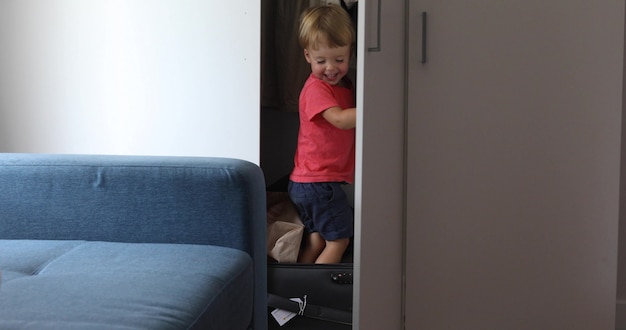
[290,74,356,184]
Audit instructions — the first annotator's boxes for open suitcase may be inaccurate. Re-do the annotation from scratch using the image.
[266,176,354,329]
[268,262,353,329]
[266,191,355,330]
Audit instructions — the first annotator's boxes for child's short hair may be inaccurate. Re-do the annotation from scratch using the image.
[298,4,355,50]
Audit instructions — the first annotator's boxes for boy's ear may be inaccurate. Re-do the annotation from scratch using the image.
[303,49,312,63]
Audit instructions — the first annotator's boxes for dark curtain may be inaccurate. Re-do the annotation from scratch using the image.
[261,0,358,112]
[262,0,312,113]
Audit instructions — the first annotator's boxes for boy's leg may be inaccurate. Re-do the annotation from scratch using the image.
[289,181,353,263]
[315,237,350,264]
[298,232,326,263]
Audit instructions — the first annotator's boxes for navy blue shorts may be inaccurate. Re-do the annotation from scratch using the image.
[288,181,354,241]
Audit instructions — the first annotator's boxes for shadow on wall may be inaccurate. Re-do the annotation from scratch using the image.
[0,111,13,152]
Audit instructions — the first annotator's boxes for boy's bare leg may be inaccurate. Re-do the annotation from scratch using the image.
[315,237,350,264]
[298,232,326,263]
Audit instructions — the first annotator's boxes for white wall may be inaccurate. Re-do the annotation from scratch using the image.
[0,0,260,163]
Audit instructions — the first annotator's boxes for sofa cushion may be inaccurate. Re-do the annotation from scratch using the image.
[0,240,253,330]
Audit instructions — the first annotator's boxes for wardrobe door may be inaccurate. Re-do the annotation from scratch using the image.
[353,0,405,328]
[406,2,624,329]
[0,0,260,162]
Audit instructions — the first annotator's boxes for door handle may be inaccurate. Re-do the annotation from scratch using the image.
[421,11,427,63]
[367,0,381,52]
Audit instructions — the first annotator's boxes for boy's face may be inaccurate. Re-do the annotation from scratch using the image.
[304,44,351,86]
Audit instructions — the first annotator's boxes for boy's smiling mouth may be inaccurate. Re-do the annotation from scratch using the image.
[325,72,339,83]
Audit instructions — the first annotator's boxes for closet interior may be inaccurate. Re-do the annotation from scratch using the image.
[261,1,358,328]
[260,0,357,186]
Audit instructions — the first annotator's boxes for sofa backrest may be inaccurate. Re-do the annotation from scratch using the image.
[0,154,265,246]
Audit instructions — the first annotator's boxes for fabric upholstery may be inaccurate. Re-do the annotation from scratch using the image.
[0,154,267,329]
[0,240,252,330]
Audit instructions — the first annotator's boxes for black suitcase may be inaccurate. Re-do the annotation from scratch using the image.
[267,263,353,329]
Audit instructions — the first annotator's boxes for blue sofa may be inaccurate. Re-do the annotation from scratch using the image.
[0,154,267,330]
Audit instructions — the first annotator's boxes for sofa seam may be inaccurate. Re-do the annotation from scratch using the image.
[33,241,87,276]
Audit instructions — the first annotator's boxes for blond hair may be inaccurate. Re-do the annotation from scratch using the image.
[298,5,355,51]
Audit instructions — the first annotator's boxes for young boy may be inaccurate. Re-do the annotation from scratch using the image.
[289,5,356,264]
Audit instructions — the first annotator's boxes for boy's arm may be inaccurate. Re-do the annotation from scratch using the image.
[322,106,356,129]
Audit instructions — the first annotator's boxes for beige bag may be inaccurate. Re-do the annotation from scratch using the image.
[266,192,304,263]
